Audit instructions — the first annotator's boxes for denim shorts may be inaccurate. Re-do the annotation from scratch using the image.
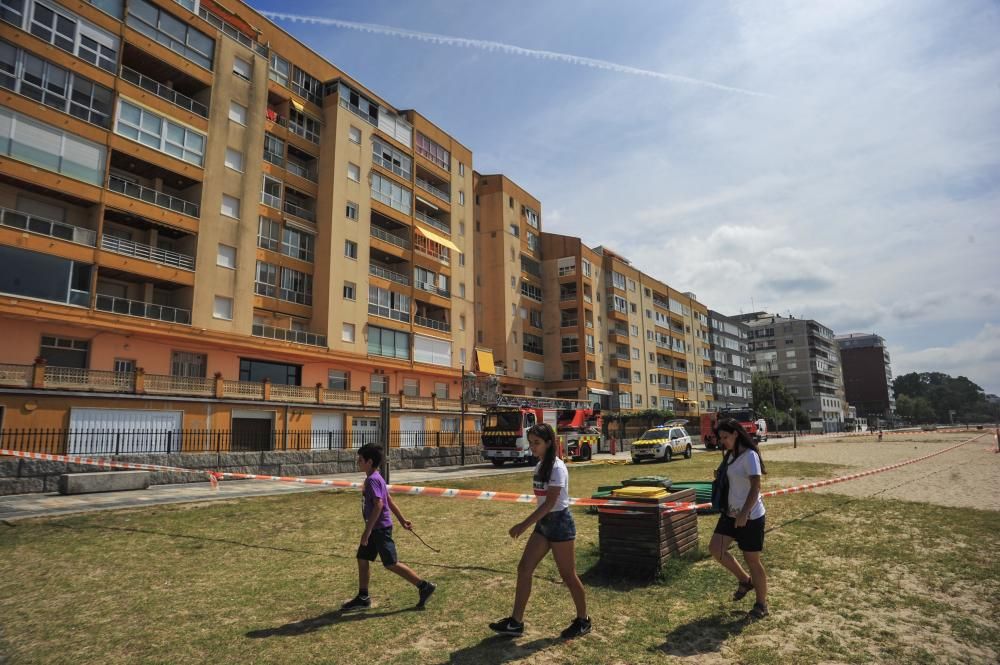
[356,526,398,566]
[533,509,576,542]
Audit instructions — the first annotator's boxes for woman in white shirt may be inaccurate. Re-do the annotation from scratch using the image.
[489,423,591,639]
[709,418,769,619]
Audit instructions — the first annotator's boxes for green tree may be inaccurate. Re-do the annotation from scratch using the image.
[751,373,798,426]
[892,372,990,422]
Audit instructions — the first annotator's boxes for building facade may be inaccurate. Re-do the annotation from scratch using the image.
[0,0,478,440]
[707,311,752,410]
[739,312,845,432]
[836,333,895,422]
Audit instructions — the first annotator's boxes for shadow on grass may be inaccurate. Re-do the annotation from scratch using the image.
[580,548,710,590]
[437,635,560,665]
[246,606,420,638]
[653,611,749,657]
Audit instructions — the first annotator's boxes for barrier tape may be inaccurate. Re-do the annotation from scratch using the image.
[0,449,221,490]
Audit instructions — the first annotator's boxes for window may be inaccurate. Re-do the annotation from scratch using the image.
[368,325,410,360]
[459,283,466,298]
[344,240,357,259]
[372,137,411,179]
[171,351,206,378]
[434,382,449,399]
[213,295,233,320]
[523,333,543,355]
[279,267,312,305]
[632,348,640,359]
[369,172,412,214]
[347,162,360,182]
[631,324,639,336]
[268,52,289,86]
[114,358,135,373]
[288,108,321,143]
[224,147,243,171]
[126,0,214,70]
[40,334,89,368]
[370,373,388,394]
[327,370,349,390]
[216,244,236,269]
[233,57,251,81]
[254,260,277,297]
[221,194,240,218]
[459,191,465,205]
[628,279,636,292]
[458,162,465,176]
[403,378,419,397]
[239,358,301,385]
[526,231,539,252]
[509,223,519,237]
[257,216,280,251]
[342,322,355,343]
[459,253,465,266]
[459,315,465,331]
[345,201,358,220]
[348,125,361,143]
[261,175,282,208]
[291,66,322,105]
[459,222,465,236]
[228,100,247,125]
[115,100,204,166]
[414,131,449,170]
[369,285,410,322]
[341,282,357,301]
[282,226,314,262]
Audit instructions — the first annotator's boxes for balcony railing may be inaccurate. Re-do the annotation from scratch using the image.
[372,153,411,180]
[415,177,450,203]
[101,235,195,271]
[559,291,578,301]
[368,303,410,322]
[370,226,410,250]
[108,175,200,218]
[371,188,411,215]
[261,191,281,209]
[0,363,32,387]
[263,150,284,167]
[197,5,268,56]
[285,160,317,182]
[414,210,450,234]
[414,241,449,265]
[415,280,449,298]
[369,263,409,286]
[0,206,96,247]
[144,373,213,396]
[44,366,134,392]
[288,120,320,144]
[560,319,578,328]
[252,324,327,348]
[414,315,451,332]
[283,200,316,222]
[95,294,192,325]
[119,66,208,118]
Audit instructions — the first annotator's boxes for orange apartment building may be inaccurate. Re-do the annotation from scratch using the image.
[0,0,479,444]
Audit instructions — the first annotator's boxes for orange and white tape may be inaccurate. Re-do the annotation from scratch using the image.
[0,449,220,490]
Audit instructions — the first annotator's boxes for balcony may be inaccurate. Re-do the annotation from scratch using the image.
[415,315,450,333]
[415,279,450,298]
[283,191,316,223]
[370,225,410,250]
[285,144,318,183]
[288,118,320,144]
[368,302,410,322]
[95,294,191,325]
[415,175,450,204]
[252,324,327,348]
[108,175,200,218]
[559,290,578,302]
[101,235,195,271]
[415,209,450,235]
[369,262,409,286]
[413,235,450,265]
[0,206,96,247]
[119,66,208,118]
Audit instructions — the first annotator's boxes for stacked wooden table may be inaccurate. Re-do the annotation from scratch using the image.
[597,487,698,576]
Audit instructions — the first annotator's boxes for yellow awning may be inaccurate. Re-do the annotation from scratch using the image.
[290,99,305,112]
[415,225,462,253]
[475,348,496,375]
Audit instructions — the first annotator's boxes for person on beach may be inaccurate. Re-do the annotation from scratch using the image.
[341,444,436,611]
[489,423,591,639]
[708,418,769,620]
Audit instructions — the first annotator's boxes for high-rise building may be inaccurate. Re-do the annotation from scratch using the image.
[738,312,845,432]
[836,333,895,422]
[707,311,752,410]
[0,0,476,435]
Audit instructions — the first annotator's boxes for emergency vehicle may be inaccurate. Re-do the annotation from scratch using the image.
[701,407,765,449]
[480,395,601,466]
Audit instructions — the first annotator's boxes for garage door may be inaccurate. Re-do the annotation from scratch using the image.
[68,408,183,454]
[311,413,344,449]
[399,415,425,448]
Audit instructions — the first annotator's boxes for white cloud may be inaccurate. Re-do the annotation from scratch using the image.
[892,323,1000,394]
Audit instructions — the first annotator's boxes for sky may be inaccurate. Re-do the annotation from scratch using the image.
[251,0,1000,395]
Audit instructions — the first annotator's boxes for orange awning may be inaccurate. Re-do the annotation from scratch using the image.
[475,348,496,375]
[415,225,461,253]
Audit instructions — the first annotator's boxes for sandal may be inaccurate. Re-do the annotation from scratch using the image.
[747,602,769,620]
[732,578,754,601]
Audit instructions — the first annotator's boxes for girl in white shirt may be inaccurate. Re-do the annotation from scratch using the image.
[709,418,769,619]
[489,423,591,639]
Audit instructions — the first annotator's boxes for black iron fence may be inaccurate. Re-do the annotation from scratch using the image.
[0,429,483,456]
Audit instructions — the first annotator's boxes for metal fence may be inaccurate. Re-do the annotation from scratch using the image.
[0,429,482,456]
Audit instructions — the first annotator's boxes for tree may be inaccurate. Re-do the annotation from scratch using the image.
[892,372,990,423]
[751,373,798,426]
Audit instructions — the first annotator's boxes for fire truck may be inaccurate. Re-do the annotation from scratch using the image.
[701,407,765,449]
[481,395,601,466]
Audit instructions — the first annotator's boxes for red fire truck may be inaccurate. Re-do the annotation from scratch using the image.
[481,395,601,466]
[701,407,765,449]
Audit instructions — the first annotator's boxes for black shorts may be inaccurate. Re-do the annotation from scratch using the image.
[714,514,765,552]
[357,526,398,566]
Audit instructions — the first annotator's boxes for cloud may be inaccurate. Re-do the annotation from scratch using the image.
[257,11,772,97]
[892,323,1000,394]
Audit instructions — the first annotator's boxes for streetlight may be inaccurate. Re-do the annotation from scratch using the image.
[789,407,798,449]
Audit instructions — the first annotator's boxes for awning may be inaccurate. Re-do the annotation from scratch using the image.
[415,195,438,211]
[475,348,496,375]
[588,388,613,396]
[415,225,461,252]
[290,99,305,112]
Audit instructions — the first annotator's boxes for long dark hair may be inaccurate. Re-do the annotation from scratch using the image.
[715,418,766,474]
[527,423,557,483]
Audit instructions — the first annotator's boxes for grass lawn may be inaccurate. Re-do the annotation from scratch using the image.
[1,451,998,664]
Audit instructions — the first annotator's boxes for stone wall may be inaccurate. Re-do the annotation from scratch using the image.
[0,446,484,496]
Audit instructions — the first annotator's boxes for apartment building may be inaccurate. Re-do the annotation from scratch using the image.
[836,333,896,422]
[739,312,845,432]
[707,311,752,410]
[0,0,477,439]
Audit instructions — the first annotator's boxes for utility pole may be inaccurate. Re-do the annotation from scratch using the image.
[790,406,797,449]
[460,363,466,466]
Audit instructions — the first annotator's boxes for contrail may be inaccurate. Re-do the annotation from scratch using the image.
[259,11,771,98]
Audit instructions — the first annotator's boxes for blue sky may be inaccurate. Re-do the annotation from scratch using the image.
[251,0,1000,395]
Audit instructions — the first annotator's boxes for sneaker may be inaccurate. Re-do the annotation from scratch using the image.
[340,595,371,611]
[488,616,524,637]
[417,581,437,608]
[560,616,592,639]
[747,602,769,620]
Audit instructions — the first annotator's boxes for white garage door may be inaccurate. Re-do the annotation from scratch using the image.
[399,415,425,448]
[311,413,344,449]
[68,408,183,454]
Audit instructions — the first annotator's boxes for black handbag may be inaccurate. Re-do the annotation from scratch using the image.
[710,458,729,513]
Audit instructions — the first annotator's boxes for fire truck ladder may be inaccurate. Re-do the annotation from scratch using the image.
[494,394,594,410]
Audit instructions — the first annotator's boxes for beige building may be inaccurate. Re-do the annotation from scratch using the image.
[0,0,477,440]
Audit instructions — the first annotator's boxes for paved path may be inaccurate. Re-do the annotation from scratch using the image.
[0,451,637,521]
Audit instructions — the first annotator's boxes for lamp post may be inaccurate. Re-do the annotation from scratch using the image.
[790,406,798,449]
[460,363,466,466]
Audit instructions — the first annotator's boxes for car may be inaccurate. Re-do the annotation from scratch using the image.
[631,422,693,464]
[564,426,601,461]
